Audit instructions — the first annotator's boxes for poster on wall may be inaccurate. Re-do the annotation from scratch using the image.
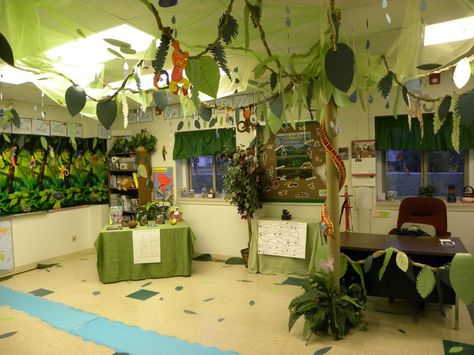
[258,220,307,259]
[0,219,14,271]
[0,120,11,133]
[152,167,173,200]
[257,122,326,202]
[128,107,153,124]
[50,121,68,137]
[132,229,161,264]
[351,139,376,176]
[12,118,32,134]
[98,124,111,139]
[31,119,51,136]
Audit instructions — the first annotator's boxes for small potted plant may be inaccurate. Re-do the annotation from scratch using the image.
[130,129,157,153]
[222,144,263,266]
[418,184,435,197]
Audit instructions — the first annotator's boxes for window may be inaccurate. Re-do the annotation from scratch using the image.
[189,155,227,195]
[382,150,466,197]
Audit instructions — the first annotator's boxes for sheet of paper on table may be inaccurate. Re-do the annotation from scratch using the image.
[132,229,161,264]
[258,220,307,259]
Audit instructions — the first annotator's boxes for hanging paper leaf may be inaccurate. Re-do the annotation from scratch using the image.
[416,63,442,71]
[0,32,14,66]
[104,38,131,48]
[171,15,176,24]
[76,28,86,38]
[93,137,97,149]
[452,108,461,153]
[120,46,137,55]
[177,121,184,131]
[306,78,314,113]
[209,117,217,128]
[368,94,374,104]
[363,255,373,273]
[96,99,117,130]
[153,91,169,111]
[455,90,474,127]
[395,251,409,272]
[333,89,351,108]
[385,12,392,24]
[107,48,125,59]
[416,267,435,299]
[249,3,262,28]
[121,91,129,129]
[11,109,20,128]
[18,135,25,149]
[65,85,87,117]
[210,42,231,80]
[385,101,390,109]
[199,105,212,121]
[186,56,220,98]
[269,94,284,119]
[40,136,48,150]
[70,137,77,151]
[3,133,10,142]
[438,95,452,120]
[325,43,355,93]
[339,254,348,279]
[137,164,148,178]
[382,0,388,8]
[243,5,250,51]
[377,72,393,99]
[218,13,239,45]
[450,253,474,305]
[448,347,464,354]
[365,39,370,50]
[152,34,171,73]
[378,247,394,280]
[194,120,201,129]
[433,104,442,134]
[270,72,278,91]
[349,91,357,103]
[402,86,409,107]
[285,17,291,27]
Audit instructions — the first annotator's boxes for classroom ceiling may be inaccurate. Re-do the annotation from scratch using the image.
[0,0,472,108]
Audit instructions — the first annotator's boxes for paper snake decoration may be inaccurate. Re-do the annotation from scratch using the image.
[319,122,346,239]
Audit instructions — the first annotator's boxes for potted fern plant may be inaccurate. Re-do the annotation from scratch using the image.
[222,144,263,266]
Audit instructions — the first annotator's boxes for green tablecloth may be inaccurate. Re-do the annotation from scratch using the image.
[94,221,195,283]
[248,219,323,276]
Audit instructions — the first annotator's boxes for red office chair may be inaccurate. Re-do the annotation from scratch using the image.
[390,197,450,237]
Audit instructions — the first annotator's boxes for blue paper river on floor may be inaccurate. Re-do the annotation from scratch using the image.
[0,285,238,355]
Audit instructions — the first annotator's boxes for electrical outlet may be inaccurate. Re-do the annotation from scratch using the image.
[72,235,77,241]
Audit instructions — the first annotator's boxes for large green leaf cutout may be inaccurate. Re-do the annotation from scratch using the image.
[416,267,435,298]
[339,254,348,278]
[378,247,394,280]
[65,85,87,117]
[456,90,474,127]
[377,72,393,99]
[96,100,117,129]
[395,251,409,272]
[267,112,282,134]
[324,43,355,93]
[269,94,283,119]
[0,32,14,66]
[199,105,212,121]
[186,56,220,99]
[137,164,148,178]
[10,109,21,128]
[450,253,474,305]
[153,91,169,111]
[438,95,452,120]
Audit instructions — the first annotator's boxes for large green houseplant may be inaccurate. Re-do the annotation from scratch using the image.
[222,144,263,264]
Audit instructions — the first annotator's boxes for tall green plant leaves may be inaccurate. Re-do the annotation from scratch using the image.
[416,267,435,298]
[0,32,14,66]
[65,85,87,117]
[40,137,48,150]
[96,99,117,129]
[378,247,394,280]
[186,56,220,99]
[456,90,474,127]
[449,253,474,305]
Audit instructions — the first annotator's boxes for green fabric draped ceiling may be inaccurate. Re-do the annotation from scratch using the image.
[173,128,236,160]
[375,114,474,151]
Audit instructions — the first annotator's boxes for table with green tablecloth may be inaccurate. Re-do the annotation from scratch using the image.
[248,218,323,276]
[94,221,195,283]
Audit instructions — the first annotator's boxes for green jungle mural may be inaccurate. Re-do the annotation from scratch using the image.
[0,135,108,216]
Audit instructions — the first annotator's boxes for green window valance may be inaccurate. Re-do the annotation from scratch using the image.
[173,128,236,160]
[375,113,474,151]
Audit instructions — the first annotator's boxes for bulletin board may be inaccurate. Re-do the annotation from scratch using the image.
[257,122,326,202]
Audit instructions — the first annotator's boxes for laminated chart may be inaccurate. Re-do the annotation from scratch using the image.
[258,220,307,259]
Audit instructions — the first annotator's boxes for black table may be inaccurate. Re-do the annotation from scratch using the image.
[339,232,467,329]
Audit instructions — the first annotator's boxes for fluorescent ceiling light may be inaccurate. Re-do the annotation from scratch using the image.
[45,24,154,65]
[424,16,474,46]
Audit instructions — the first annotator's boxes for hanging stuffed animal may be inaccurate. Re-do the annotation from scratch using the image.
[169,40,190,96]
